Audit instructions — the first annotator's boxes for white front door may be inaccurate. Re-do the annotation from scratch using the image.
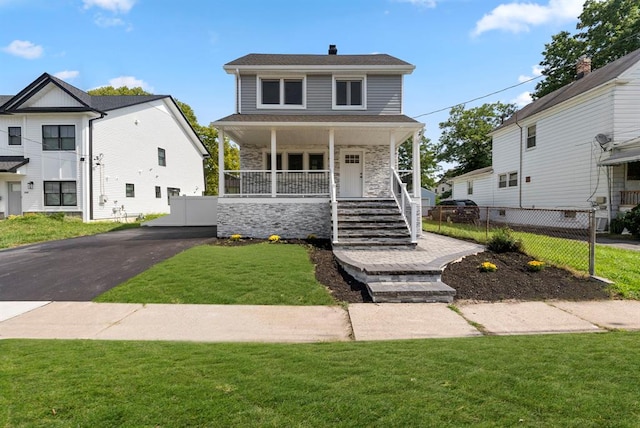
[7,182,22,216]
[340,151,364,198]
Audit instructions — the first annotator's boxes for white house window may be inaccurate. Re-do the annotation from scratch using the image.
[499,172,518,188]
[467,180,473,195]
[509,172,518,187]
[43,125,75,151]
[126,183,135,198]
[309,153,324,170]
[155,186,162,198]
[44,181,77,206]
[8,127,21,145]
[333,76,365,109]
[288,153,304,171]
[266,153,283,170]
[258,77,305,108]
[158,147,166,166]
[526,125,537,149]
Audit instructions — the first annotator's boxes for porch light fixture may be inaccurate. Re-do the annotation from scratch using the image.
[27,181,34,190]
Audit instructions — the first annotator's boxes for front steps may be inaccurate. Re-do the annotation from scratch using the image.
[333,250,456,303]
[334,199,413,247]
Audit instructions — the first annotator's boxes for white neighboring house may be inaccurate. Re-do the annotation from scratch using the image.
[0,73,209,221]
[451,48,640,228]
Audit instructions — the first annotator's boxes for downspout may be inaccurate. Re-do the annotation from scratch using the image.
[88,112,105,221]
[235,69,241,114]
[513,112,523,208]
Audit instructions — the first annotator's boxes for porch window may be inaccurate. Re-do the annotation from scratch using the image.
[43,125,75,151]
[288,153,303,171]
[8,127,21,145]
[526,125,536,149]
[258,77,305,108]
[44,181,77,206]
[627,161,640,181]
[266,153,283,170]
[309,153,324,170]
[333,76,365,109]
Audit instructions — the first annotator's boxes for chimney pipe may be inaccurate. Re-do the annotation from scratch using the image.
[328,44,337,55]
[576,56,592,79]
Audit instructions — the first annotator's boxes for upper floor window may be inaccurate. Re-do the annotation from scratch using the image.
[158,147,166,166]
[258,77,305,108]
[8,127,21,145]
[333,76,365,110]
[526,125,537,149]
[43,125,75,151]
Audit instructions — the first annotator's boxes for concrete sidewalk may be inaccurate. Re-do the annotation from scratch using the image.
[1,300,640,342]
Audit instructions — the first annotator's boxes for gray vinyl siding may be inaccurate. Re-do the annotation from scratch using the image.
[239,74,402,115]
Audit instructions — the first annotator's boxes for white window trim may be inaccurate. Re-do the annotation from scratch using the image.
[256,75,307,110]
[332,75,367,110]
[499,171,519,189]
[262,150,328,170]
[526,124,537,150]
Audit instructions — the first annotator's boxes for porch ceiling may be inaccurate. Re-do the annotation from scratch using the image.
[214,114,423,147]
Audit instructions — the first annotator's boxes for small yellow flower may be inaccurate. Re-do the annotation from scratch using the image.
[268,234,280,243]
[479,261,498,272]
[527,260,545,272]
[229,234,242,241]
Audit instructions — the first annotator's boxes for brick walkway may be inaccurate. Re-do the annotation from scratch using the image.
[333,232,485,272]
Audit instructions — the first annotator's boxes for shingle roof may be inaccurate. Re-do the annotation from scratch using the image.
[214,113,421,124]
[0,156,29,172]
[225,53,413,68]
[499,48,640,129]
[90,95,169,111]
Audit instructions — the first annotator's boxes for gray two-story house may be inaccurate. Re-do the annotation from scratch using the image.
[213,45,424,245]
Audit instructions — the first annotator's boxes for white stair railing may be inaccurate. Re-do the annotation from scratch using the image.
[391,168,418,243]
[330,172,338,244]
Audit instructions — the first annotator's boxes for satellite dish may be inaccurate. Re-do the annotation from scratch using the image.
[595,134,611,147]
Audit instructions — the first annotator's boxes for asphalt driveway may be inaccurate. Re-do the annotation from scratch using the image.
[0,227,217,301]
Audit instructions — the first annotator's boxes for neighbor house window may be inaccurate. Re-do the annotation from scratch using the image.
[42,125,75,151]
[334,77,365,109]
[8,127,21,145]
[167,187,180,204]
[155,186,162,198]
[258,77,305,108]
[499,172,518,188]
[627,161,640,181]
[526,125,537,149]
[44,181,77,206]
[126,183,135,197]
[467,180,473,195]
[158,148,166,166]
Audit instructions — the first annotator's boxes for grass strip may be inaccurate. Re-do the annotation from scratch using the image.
[95,243,336,305]
[2,333,640,426]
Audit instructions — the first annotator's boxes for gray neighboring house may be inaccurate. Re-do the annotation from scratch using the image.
[421,187,436,216]
[213,45,425,244]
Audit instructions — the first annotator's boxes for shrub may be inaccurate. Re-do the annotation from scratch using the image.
[487,227,522,253]
[623,205,640,238]
[527,260,545,272]
[479,261,497,272]
[610,216,626,234]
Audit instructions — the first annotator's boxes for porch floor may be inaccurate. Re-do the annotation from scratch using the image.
[333,232,485,303]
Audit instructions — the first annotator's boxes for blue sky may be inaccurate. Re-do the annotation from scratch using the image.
[1,0,584,152]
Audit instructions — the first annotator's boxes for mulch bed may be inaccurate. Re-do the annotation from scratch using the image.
[213,238,613,303]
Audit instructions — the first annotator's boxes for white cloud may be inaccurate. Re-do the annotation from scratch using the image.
[94,15,125,27]
[108,76,154,91]
[2,39,43,59]
[82,0,136,13]
[395,0,437,8]
[472,0,582,36]
[54,70,80,81]
[512,91,533,107]
[518,64,545,82]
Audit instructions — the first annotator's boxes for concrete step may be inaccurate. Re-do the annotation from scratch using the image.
[334,237,415,247]
[366,281,455,303]
[338,215,405,222]
[339,229,411,238]
[337,208,401,215]
[338,222,408,229]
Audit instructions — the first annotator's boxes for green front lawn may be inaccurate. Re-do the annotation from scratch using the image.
[2,333,640,426]
[0,214,139,249]
[423,220,640,299]
[95,243,336,305]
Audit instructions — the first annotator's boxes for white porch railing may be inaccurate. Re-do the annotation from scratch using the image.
[224,170,330,196]
[330,172,338,243]
[391,168,418,243]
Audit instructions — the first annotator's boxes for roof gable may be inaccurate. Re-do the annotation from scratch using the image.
[499,48,640,129]
[21,82,87,109]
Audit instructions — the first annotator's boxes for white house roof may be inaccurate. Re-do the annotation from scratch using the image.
[450,166,494,181]
[599,147,640,166]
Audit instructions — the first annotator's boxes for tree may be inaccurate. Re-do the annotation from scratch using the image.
[533,0,640,99]
[437,102,516,176]
[397,134,440,190]
[88,86,239,194]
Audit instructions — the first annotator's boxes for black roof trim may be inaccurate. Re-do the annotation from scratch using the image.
[0,156,29,172]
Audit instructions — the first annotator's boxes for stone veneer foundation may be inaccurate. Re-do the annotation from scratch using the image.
[217,198,331,239]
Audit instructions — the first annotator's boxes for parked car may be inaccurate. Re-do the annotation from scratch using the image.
[431,199,480,223]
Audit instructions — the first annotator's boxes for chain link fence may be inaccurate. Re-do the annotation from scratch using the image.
[425,206,596,275]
